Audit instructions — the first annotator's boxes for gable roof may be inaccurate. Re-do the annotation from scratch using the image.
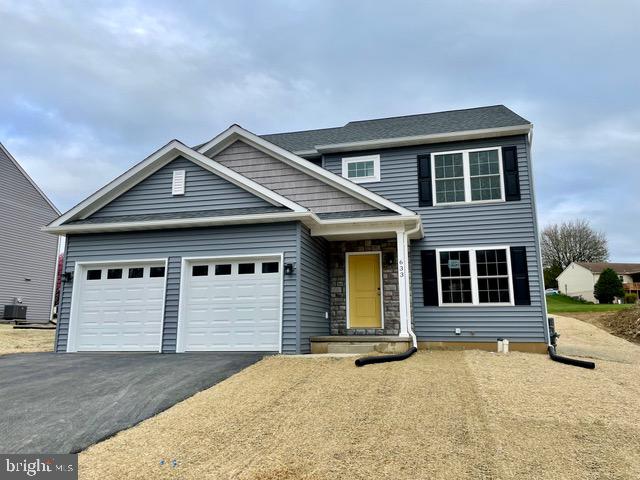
[197,125,415,216]
[47,140,308,230]
[0,142,60,214]
[258,105,531,155]
[576,262,640,275]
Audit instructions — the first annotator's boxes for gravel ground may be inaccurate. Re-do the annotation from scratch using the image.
[0,324,54,355]
[79,315,640,480]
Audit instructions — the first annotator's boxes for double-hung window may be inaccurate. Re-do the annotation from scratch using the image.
[436,247,513,306]
[342,155,381,183]
[431,147,505,205]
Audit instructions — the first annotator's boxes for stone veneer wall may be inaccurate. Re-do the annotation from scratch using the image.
[329,239,400,335]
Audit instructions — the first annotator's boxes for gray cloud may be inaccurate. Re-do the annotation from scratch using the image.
[1,0,638,259]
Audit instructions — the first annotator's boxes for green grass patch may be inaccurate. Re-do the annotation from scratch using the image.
[546,294,634,313]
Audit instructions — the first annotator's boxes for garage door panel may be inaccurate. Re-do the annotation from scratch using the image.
[72,262,165,352]
[181,258,281,351]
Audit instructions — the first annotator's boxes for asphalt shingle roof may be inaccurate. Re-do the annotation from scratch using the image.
[259,105,530,153]
[576,262,640,275]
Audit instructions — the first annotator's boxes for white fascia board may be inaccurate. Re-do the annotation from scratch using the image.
[309,125,533,154]
[44,211,311,235]
[48,140,307,228]
[0,142,60,214]
[197,125,416,216]
[44,209,423,238]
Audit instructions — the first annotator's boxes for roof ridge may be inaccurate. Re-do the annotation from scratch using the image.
[344,104,513,125]
[260,125,346,137]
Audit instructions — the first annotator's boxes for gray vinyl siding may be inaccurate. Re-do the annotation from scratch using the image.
[0,146,59,322]
[90,157,271,219]
[298,224,330,353]
[56,223,299,353]
[212,140,375,213]
[323,135,546,343]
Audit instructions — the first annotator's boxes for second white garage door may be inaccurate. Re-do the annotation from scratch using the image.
[178,256,282,352]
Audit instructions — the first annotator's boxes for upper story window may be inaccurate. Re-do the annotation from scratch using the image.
[432,148,504,205]
[341,155,381,183]
[418,146,520,207]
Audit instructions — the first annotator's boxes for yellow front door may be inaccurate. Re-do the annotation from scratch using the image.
[348,253,382,328]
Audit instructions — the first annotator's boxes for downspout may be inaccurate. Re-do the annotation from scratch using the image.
[547,317,595,369]
[355,219,421,367]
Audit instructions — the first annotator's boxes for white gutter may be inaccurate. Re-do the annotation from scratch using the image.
[297,125,532,155]
[42,211,423,236]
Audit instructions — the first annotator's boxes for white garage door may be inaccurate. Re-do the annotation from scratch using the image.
[179,257,282,352]
[70,261,166,352]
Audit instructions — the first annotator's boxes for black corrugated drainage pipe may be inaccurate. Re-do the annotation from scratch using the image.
[547,317,595,369]
[355,346,418,367]
[356,225,421,368]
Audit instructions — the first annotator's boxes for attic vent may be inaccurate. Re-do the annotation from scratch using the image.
[172,170,186,195]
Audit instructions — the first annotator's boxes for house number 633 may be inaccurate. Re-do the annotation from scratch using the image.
[398,259,405,278]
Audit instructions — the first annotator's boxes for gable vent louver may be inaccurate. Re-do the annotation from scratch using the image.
[172,170,186,195]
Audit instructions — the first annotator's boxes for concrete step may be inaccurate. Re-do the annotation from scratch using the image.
[327,343,378,354]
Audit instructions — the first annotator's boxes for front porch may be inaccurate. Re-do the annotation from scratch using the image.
[328,238,401,336]
[307,233,416,354]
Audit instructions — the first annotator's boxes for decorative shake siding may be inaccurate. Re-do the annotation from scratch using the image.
[91,156,271,219]
[298,225,330,353]
[322,134,547,343]
[212,140,375,213]
[0,145,59,322]
[55,223,299,353]
[328,239,400,336]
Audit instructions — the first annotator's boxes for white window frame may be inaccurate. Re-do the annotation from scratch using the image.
[342,154,381,183]
[431,147,505,206]
[435,246,514,307]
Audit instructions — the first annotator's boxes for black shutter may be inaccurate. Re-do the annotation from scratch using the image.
[502,146,520,201]
[417,154,433,207]
[421,250,438,306]
[510,246,531,305]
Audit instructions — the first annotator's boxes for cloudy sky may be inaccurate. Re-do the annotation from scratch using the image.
[1,0,638,260]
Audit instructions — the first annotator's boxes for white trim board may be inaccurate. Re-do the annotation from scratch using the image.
[176,253,284,353]
[197,125,415,216]
[66,258,169,353]
[345,251,385,329]
[44,210,424,239]
[48,140,308,228]
[307,125,532,155]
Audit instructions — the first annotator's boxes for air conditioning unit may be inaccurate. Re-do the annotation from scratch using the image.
[3,304,27,320]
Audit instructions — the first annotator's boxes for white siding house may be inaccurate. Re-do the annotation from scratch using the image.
[557,262,640,303]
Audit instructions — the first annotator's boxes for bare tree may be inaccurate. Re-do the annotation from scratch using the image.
[541,219,608,269]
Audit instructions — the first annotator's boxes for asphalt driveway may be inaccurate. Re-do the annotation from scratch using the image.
[0,352,267,453]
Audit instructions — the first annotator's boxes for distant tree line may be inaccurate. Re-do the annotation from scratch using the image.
[541,219,609,289]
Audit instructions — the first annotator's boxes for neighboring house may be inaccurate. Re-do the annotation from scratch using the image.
[557,262,640,302]
[0,143,60,323]
[45,105,549,354]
